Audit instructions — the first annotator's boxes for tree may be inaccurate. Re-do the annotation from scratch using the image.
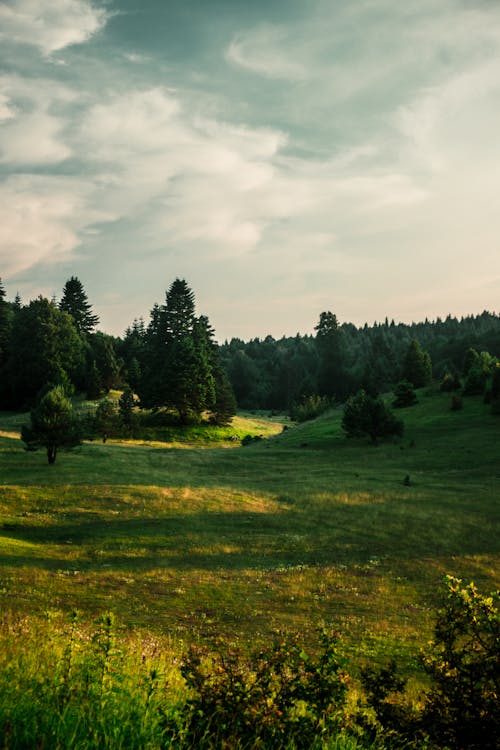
[315,311,346,400]
[94,398,118,443]
[342,389,403,443]
[88,332,121,392]
[118,387,135,434]
[0,278,10,369]
[21,386,82,464]
[392,380,417,408]
[401,339,432,388]
[139,279,221,422]
[59,276,99,336]
[6,297,85,407]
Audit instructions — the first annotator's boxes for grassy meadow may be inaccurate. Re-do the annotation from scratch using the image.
[0,389,498,673]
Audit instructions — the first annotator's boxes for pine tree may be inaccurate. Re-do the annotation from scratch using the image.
[21,386,82,464]
[0,278,10,368]
[59,276,99,336]
[402,339,432,388]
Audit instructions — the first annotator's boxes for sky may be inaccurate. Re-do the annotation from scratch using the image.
[1,0,500,341]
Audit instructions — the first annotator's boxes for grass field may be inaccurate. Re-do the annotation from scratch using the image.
[0,389,498,671]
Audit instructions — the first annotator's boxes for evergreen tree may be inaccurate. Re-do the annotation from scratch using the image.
[392,380,418,408]
[94,398,117,443]
[342,389,403,443]
[6,297,85,407]
[0,278,10,369]
[315,311,346,400]
[21,386,82,464]
[89,332,121,392]
[402,339,432,388]
[59,276,99,336]
[118,387,135,434]
[139,279,220,422]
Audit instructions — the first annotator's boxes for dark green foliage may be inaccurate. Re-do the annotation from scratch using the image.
[94,398,118,443]
[85,359,102,400]
[59,276,99,336]
[315,311,347,400]
[176,629,349,749]
[139,280,221,423]
[392,380,417,408]
[420,577,500,750]
[342,390,403,443]
[450,394,463,411]
[89,332,121,392]
[290,394,331,422]
[402,340,432,388]
[6,297,85,407]
[209,368,237,425]
[21,386,82,464]
[0,277,10,368]
[118,387,136,435]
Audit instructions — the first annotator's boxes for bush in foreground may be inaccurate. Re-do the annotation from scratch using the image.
[0,578,497,749]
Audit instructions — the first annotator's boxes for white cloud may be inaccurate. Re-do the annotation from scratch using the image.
[226,24,307,80]
[0,175,112,276]
[0,0,108,56]
[0,75,75,165]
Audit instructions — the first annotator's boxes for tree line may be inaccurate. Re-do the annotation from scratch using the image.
[1,274,500,423]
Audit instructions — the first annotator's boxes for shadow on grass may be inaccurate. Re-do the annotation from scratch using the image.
[1,498,497,574]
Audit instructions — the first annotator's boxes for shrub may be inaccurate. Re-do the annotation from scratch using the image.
[176,630,350,749]
[342,390,403,443]
[290,394,331,422]
[420,576,500,750]
[450,395,463,411]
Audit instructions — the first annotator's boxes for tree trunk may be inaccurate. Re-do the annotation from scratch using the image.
[47,445,57,464]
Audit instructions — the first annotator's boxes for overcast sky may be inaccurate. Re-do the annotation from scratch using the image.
[1,0,499,340]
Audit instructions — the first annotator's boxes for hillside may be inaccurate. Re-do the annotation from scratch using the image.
[0,388,498,670]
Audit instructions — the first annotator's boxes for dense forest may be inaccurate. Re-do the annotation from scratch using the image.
[1,275,500,418]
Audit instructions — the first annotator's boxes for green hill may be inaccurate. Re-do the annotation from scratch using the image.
[0,389,498,668]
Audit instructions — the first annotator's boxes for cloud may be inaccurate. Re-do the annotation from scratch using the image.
[0,175,112,276]
[0,0,108,56]
[226,24,307,80]
[0,75,75,165]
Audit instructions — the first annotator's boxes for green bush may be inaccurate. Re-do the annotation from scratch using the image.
[290,394,331,422]
[176,630,351,749]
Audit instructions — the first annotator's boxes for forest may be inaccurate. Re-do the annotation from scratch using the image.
[1,275,500,421]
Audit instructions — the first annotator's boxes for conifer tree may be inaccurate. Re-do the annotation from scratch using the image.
[402,339,432,388]
[21,386,82,464]
[59,276,99,336]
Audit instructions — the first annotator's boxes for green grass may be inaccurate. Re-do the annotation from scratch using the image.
[0,389,498,671]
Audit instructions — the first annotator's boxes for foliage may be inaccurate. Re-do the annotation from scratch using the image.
[176,629,350,749]
[420,576,500,750]
[118,387,136,435]
[94,397,118,443]
[402,340,432,388]
[21,386,82,464]
[392,380,417,408]
[290,394,331,422]
[59,276,99,336]
[5,297,85,407]
[315,311,348,400]
[342,390,403,443]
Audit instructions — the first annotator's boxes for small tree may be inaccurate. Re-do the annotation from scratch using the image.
[392,380,417,408]
[21,386,82,464]
[118,387,136,435]
[342,389,403,443]
[94,398,117,443]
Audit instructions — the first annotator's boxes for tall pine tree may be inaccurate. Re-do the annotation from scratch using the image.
[59,277,99,336]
